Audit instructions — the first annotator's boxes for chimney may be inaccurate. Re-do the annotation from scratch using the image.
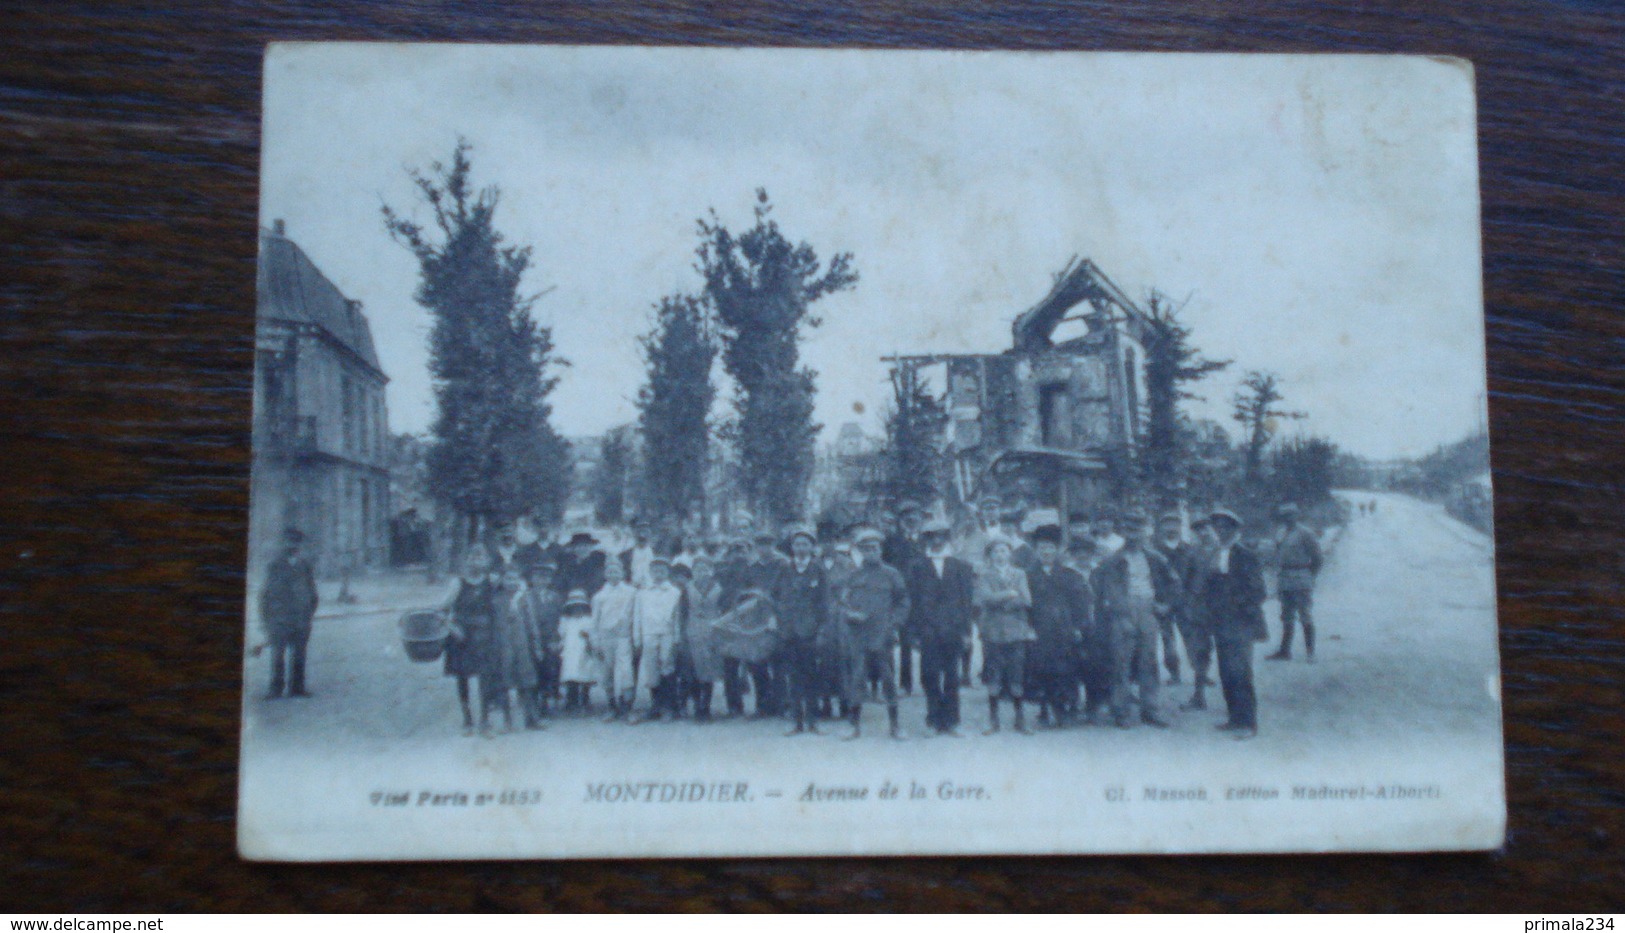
[272,219,286,236]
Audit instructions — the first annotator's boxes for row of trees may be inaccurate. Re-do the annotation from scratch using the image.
[384,138,1341,544]
[385,141,856,540]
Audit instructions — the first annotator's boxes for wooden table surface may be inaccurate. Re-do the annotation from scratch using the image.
[2,0,1621,913]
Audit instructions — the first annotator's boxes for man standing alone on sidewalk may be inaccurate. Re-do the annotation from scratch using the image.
[1267,503,1323,663]
[260,527,318,700]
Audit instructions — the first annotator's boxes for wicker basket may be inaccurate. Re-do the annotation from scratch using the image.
[399,610,449,663]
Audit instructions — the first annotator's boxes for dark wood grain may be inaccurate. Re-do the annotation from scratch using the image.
[2,0,1621,912]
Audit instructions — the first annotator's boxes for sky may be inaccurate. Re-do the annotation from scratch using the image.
[261,46,1487,461]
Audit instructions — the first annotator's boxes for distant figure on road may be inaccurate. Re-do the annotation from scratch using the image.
[1267,503,1324,663]
[1203,508,1268,740]
[260,527,318,700]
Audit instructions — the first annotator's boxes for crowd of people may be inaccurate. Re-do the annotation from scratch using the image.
[380,495,1325,742]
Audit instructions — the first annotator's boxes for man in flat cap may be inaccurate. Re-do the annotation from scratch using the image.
[259,527,319,700]
[1092,512,1179,728]
[836,525,911,739]
[1267,502,1323,662]
[1202,508,1268,738]
[907,518,976,736]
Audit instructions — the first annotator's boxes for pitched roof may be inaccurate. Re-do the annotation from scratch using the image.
[257,227,384,376]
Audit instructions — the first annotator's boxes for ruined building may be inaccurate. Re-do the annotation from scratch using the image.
[885,257,1151,521]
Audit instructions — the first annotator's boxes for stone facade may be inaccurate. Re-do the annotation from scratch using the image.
[251,222,391,576]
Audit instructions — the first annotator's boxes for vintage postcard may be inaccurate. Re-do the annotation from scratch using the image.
[240,45,1503,860]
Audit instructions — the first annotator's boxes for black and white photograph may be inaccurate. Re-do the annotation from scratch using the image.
[240,45,1504,860]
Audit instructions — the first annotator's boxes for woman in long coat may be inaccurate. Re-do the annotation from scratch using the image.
[443,546,497,735]
[974,539,1035,734]
[490,563,546,731]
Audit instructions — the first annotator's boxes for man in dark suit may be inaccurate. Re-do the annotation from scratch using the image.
[907,518,975,736]
[1152,513,1196,685]
[1025,524,1093,727]
[882,500,927,696]
[773,525,829,735]
[1203,508,1269,739]
[259,527,318,699]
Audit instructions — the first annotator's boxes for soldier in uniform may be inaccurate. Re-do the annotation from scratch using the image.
[774,525,830,735]
[1204,508,1268,739]
[1267,502,1323,662]
[1093,513,1179,728]
[835,526,911,740]
[907,518,976,737]
[259,527,318,700]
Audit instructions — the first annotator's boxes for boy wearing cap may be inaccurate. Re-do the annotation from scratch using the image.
[1093,513,1180,728]
[631,556,683,722]
[1202,508,1268,738]
[1025,524,1093,728]
[521,561,564,717]
[837,526,911,739]
[774,526,830,735]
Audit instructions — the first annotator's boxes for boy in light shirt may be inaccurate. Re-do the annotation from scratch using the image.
[631,556,683,723]
[592,558,639,721]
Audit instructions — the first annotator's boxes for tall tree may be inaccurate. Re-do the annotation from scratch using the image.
[382,140,572,540]
[696,189,857,525]
[636,294,717,528]
[592,430,631,526]
[1232,370,1304,484]
[1140,291,1230,504]
[1271,436,1339,506]
[880,365,948,508]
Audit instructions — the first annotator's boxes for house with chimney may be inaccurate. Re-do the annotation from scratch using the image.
[251,221,391,575]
